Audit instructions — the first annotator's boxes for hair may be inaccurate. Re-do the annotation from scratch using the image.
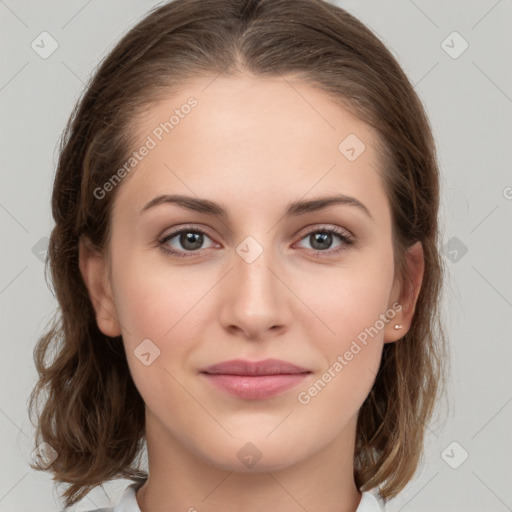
[28,0,448,507]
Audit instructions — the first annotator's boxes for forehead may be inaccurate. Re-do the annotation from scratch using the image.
[112,75,389,225]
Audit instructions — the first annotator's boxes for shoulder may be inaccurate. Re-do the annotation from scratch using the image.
[64,479,146,512]
[357,491,386,511]
[74,509,114,512]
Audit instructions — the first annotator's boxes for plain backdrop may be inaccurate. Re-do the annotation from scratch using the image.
[1,1,511,511]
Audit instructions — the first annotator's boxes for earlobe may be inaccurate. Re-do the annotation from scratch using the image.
[78,236,122,337]
[384,241,424,343]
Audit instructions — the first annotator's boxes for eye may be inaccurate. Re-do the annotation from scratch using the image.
[158,226,218,258]
[295,225,354,257]
[158,224,355,259]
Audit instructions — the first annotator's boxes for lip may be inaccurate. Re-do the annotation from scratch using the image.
[201,373,310,399]
[200,358,311,400]
[200,358,310,376]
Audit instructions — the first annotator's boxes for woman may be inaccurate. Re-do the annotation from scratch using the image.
[28,0,447,510]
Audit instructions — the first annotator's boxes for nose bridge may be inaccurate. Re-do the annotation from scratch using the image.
[221,232,287,337]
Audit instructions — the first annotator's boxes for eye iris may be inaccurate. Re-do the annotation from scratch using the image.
[311,231,332,250]
[180,232,203,251]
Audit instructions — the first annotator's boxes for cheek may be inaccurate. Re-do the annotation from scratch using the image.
[294,266,393,422]
[112,248,206,340]
[298,248,394,400]
[110,249,218,391]
[113,259,204,412]
[307,250,395,344]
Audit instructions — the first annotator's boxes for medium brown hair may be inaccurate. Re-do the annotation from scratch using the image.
[28,0,447,507]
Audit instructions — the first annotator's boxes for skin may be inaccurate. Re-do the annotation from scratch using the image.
[79,73,424,512]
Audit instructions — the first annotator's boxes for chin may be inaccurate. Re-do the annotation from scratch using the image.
[197,435,314,474]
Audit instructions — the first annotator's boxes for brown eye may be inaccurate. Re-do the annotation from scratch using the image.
[158,226,218,258]
[295,226,354,257]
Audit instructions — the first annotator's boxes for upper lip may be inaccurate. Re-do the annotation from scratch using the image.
[200,358,311,376]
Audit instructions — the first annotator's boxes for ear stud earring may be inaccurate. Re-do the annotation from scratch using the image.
[394,324,402,330]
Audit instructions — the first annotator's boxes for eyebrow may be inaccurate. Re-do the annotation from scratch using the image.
[140,193,373,220]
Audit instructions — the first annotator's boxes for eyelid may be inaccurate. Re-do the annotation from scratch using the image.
[292,224,355,255]
[294,223,353,240]
[158,224,219,246]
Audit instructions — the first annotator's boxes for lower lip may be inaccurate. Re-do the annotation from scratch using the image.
[201,373,310,399]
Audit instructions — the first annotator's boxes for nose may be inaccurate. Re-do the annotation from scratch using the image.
[218,239,291,340]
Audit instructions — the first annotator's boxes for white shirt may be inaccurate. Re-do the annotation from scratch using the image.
[83,481,385,512]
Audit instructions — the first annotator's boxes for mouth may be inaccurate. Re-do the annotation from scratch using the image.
[200,358,312,399]
[200,373,311,399]
[200,358,311,376]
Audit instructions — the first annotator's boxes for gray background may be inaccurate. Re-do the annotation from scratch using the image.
[1,1,511,511]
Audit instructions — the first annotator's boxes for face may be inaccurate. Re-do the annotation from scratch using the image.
[81,74,421,473]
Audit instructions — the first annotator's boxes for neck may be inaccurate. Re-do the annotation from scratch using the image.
[136,409,362,512]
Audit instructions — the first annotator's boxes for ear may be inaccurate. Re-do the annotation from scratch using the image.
[384,241,424,343]
[78,235,122,337]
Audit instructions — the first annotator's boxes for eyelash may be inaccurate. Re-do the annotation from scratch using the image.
[158,224,355,259]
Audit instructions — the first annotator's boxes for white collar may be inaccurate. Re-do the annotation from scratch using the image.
[111,481,384,511]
